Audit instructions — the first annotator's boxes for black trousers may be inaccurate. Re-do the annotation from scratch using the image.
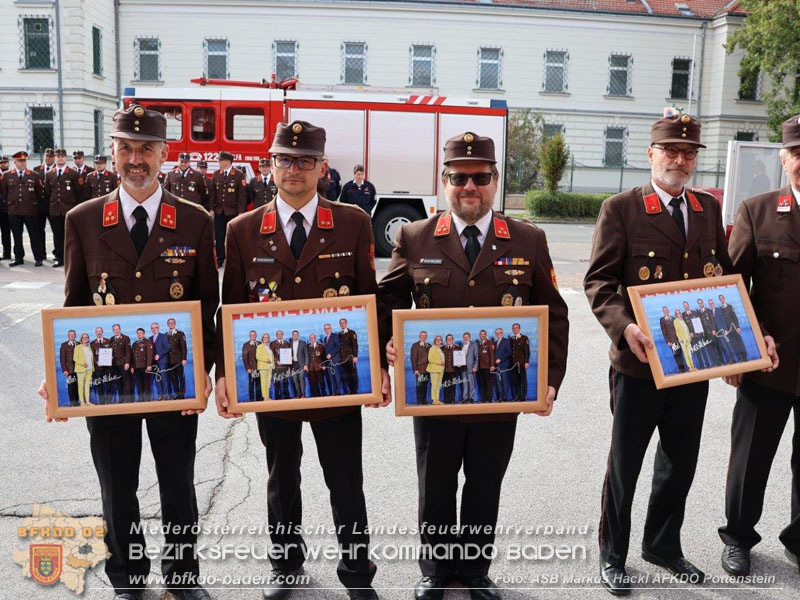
[442,372,458,404]
[87,412,199,593]
[93,367,110,404]
[273,368,290,399]
[48,214,65,261]
[599,369,708,566]
[109,365,130,402]
[169,363,186,399]
[255,409,376,588]
[9,214,44,261]
[477,369,493,403]
[133,368,151,402]
[66,372,79,406]
[511,364,527,400]
[341,357,358,394]
[414,415,517,578]
[416,373,429,405]
[213,213,235,264]
[0,211,10,258]
[37,212,50,257]
[308,370,324,397]
[248,371,263,401]
[719,380,800,554]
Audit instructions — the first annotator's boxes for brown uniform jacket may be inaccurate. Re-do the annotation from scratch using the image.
[309,342,326,371]
[248,174,278,209]
[379,209,569,395]
[729,185,800,394]
[60,340,78,373]
[242,341,259,371]
[211,168,247,216]
[0,169,44,216]
[478,339,495,369]
[270,339,291,369]
[111,334,132,366]
[90,337,112,368]
[443,344,459,373]
[167,329,187,364]
[660,315,679,345]
[45,167,84,217]
[510,334,530,365]
[83,170,119,200]
[164,167,209,210]
[132,338,154,369]
[75,165,95,177]
[584,181,733,380]
[410,341,431,373]
[217,197,379,420]
[64,188,219,373]
[340,329,358,360]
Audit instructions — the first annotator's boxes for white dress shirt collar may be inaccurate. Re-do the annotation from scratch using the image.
[451,209,493,249]
[791,186,800,207]
[276,194,318,244]
[651,179,689,236]
[118,184,163,233]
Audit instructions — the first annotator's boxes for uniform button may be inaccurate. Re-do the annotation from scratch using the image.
[335,272,340,278]
[134,294,142,302]
[684,252,689,259]
[259,277,266,284]
[512,278,519,285]
[711,249,716,255]
[294,276,302,284]
[468,280,476,287]
[135,271,141,278]
[648,251,655,258]
[172,270,179,277]
[101,272,108,279]
[773,251,780,258]
[423,277,431,284]
[683,273,689,279]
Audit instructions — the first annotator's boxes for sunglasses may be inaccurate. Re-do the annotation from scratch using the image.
[272,155,318,170]
[651,145,699,160]
[445,172,494,187]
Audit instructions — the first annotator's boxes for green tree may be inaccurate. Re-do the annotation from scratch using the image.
[505,109,543,193]
[726,0,800,141]
[538,133,570,194]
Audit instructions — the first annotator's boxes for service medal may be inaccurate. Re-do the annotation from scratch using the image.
[501,293,514,307]
[93,292,103,306]
[714,265,723,277]
[170,282,184,299]
[105,293,115,305]
[654,265,664,280]
[638,266,650,281]
[514,296,523,307]
[419,293,431,309]
[338,285,350,296]
[165,258,186,264]
[323,288,338,298]
[703,262,715,277]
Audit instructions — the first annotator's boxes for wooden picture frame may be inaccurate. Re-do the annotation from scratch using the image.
[42,301,206,418]
[392,306,549,416]
[221,295,382,413]
[627,274,771,389]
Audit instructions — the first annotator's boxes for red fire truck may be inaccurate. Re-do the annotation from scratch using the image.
[122,81,508,255]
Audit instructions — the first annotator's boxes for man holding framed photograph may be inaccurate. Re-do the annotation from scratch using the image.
[380,132,569,600]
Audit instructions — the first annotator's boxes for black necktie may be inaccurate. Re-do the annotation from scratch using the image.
[463,225,481,266]
[289,211,306,259]
[669,197,686,240]
[131,206,149,256]
[57,169,62,180]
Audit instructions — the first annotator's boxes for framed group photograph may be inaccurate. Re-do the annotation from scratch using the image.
[41,301,206,418]
[628,274,771,389]
[392,306,549,416]
[220,295,382,413]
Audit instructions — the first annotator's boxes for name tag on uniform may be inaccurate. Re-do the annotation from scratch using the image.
[253,257,276,263]
[419,258,443,265]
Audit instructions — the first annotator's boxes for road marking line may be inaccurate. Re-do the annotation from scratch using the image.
[0,303,52,332]
[559,287,581,295]
[2,281,51,289]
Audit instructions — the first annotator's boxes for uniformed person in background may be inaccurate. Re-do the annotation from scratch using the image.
[441,334,458,404]
[339,317,359,394]
[249,158,278,209]
[35,148,56,178]
[196,160,210,178]
[340,164,377,215]
[164,152,209,209]
[717,115,797,578]
[476,329,495,403]
[509,323,530,401]
[0,151,45,266]
[214,120,390,600]
[59,330,80,407]
[380,132,569,600]
[110,323,132,403]
[307,333,326,397]
[583,113,758,596]
[38,104,218,600]
[269,330,292,400]
[324,160,342,201]
[131,327,154,401]
[45,148,85,268]
[72,150,95,177]
[0,155,11,260]
[410,331,431,405]
[241,330,263,402]
[91,326,112,405]
[210,150,247,267]
[83,155,120,200]
[34,148,55,262]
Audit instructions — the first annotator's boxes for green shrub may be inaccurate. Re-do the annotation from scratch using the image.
[538,133,570,194]
[525,190,613,219]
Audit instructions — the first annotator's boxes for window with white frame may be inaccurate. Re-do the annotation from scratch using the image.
[604,126,627,167]
[134,37,160,81]
[543,123,564,139]
[543,50,568,93]
[29,106,55,154]
[477,47,502,90]
[204,39,229,79]
[21,16,53,69]
[92,26,103,75]
[342,42,366,85]
[274,41,298,81]
[670,58,691,99]
[93,109,103,155]
[607,54,632,97]
[410,44,435,87]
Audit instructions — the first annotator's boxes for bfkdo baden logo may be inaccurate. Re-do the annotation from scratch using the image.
[30,544,63,585]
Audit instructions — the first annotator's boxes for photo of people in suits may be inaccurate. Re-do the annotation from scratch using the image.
[401,316,540,406]
[49,311,196,407]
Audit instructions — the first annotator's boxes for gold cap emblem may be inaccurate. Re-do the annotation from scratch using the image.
[680,114,691,124]
[133,106,145,118]
[292,123,303,134]
[463,133,474,143]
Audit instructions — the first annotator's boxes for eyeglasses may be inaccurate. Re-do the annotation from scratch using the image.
[445,172,494,187]
[272,155,318,170]
[652,145,699,160]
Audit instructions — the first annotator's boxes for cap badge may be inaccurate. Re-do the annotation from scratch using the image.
[133,106,145,118]
[292,123,303,134]
[680,114,691,123]
[463,133,474,143]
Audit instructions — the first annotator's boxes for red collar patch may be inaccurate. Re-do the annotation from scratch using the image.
[103,200,119,227]
[317,206,334,229]
[260,210,277,234]
[63,167,70,173]
[159,203,176,229]
[434,214,451,237]
[643,193,662,214]
[778,195,793,212]
[687,192,703,212]
[493,217,510,239]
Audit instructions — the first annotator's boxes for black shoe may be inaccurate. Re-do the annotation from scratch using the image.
[600,562,630,596]
[458,574,501,600]
[414,575,452,600]
[9,259,23,266]
[53,261,63,268]
[785,547,800,574]
[348,587,379,600]
[641,551,705,583]
[34,260,43,266]
[113,592,142,600]
[262,567,304,600]
[172,587,212,600]
[721,545,751,576]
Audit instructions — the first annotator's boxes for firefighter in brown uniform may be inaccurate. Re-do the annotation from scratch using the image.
[270,332,292,400]
[164,152,209,209]
[91,327,113,404]
[441,334,458,404]
[59,330,80,406]
[39,104,218,600]
[0,155,10,260]
[249,158,278,208]
[131,328,154,401]
[379,132,569,600]
[508,323,530,401]
[307,333,326,397]
[718,115,799,577]
[34,148,56,178]
[583,114,760,595]
[166,318,188,399]
[476,330,495,403]
[410,331,431,405]
[214,120,389,600]
[84,155,120,200]
[45,148,85,267]
[0,151,46,266]
[659,306,687,373]
[72,150,95,177]
[241,330,263,402]
[210,150,247,267]
[339,318,359,394]
[110,324,132,403]
[34,148,56,259]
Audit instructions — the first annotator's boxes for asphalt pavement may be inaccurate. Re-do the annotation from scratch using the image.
[1,223,797,599]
